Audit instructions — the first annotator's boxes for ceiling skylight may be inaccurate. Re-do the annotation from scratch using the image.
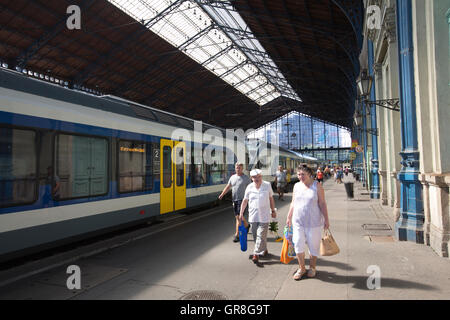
[108,0,301,106]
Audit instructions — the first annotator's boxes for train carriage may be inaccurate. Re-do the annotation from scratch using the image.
[0,69,318,262]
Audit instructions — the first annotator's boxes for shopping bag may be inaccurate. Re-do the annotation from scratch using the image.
[320,229,340,256]
[238,223,247,252]
[280,236,294,264]
[283,225,296,257]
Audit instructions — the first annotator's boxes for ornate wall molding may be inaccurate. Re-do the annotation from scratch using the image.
[374,63,383,79]
[383,6,397,44]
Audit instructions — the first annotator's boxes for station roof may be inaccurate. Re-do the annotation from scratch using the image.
[0,0,363,130]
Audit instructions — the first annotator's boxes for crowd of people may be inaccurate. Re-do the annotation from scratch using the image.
[218,162,356,280]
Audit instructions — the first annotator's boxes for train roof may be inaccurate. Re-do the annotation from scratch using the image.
[290,151,318,162]
[246,138,317,161]
[0,68,226,135]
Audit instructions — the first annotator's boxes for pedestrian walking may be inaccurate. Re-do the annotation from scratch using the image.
[342,169,356,199]
[274,165,287,200]
[324,166,331,179]
[239,169,277,264]
[286,166,330,280]
[219,162,251,242]
[316,168,324,185]
[337,167,343,184]
[333,167,338,183]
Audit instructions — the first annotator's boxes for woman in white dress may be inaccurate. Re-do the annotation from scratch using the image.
[286,166,330,280]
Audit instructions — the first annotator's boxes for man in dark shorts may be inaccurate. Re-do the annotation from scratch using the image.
[219,162,251,242]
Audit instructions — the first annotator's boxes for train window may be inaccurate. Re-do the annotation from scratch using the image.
[245,151,250,170]
[209,148,225,184]
[175,146,184,187]
[191,145,209,186]
[55,134,108,200]
[0,127,37,207]
[162,146,172,188]
[118,140,153,193]
[192,163,207,186]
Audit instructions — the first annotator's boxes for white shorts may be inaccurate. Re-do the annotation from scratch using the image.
[292,225,322,257]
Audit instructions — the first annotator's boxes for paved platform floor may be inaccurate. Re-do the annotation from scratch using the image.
[0,179,449,300]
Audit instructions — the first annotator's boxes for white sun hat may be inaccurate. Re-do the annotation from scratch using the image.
[250,169,262,177]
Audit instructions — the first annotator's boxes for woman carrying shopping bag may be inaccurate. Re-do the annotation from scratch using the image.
[286,165,331,281]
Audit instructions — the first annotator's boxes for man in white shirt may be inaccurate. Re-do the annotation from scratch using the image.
[274,166,287,201]
[239,169,276,264]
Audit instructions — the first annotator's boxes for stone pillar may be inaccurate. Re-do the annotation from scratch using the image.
[412,0,434,248]
[395,0,424,243]
[391,170,401,222]
[383,5,403,215]
[418,174,431,245]
[374,63,388,205]
[416,1,450,257]
[379,171,388,205]
[426,175,450,257]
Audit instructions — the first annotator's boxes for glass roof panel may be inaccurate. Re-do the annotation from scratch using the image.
[222,73,242,85]
[108,0,301,106]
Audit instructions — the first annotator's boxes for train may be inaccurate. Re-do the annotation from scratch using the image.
[0,68,318,262]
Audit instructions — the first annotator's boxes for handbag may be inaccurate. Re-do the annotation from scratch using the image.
[320,228,340,256]
[280,236,294,264]
[238,222,247,252]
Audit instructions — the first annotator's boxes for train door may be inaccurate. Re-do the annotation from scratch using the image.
[160,139,186,214]
[286,157,291,183]
[71,135,108,198]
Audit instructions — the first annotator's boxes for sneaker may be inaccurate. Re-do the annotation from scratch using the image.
[252,254,259,264]
[233,235,239,242]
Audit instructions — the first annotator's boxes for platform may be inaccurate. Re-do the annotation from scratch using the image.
[0,179,449,300]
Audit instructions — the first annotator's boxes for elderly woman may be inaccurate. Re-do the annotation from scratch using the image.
[286,166,330,280]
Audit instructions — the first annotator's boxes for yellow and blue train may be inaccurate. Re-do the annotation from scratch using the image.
[0,68,318,262]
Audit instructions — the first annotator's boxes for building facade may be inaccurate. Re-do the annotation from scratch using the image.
[358,0,450,257]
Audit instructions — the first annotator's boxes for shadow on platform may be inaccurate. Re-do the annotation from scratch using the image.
[313,270,437,291]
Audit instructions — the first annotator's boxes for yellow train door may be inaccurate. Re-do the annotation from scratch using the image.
[173,141,186,211]
[160,139,186,214]
[286,157,291,183]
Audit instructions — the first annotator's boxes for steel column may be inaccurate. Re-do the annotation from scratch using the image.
[395,0,424,243]
[368,39,380,199]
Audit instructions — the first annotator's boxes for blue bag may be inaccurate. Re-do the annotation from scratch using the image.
[284,225,296,257]
[238,222,247,252]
